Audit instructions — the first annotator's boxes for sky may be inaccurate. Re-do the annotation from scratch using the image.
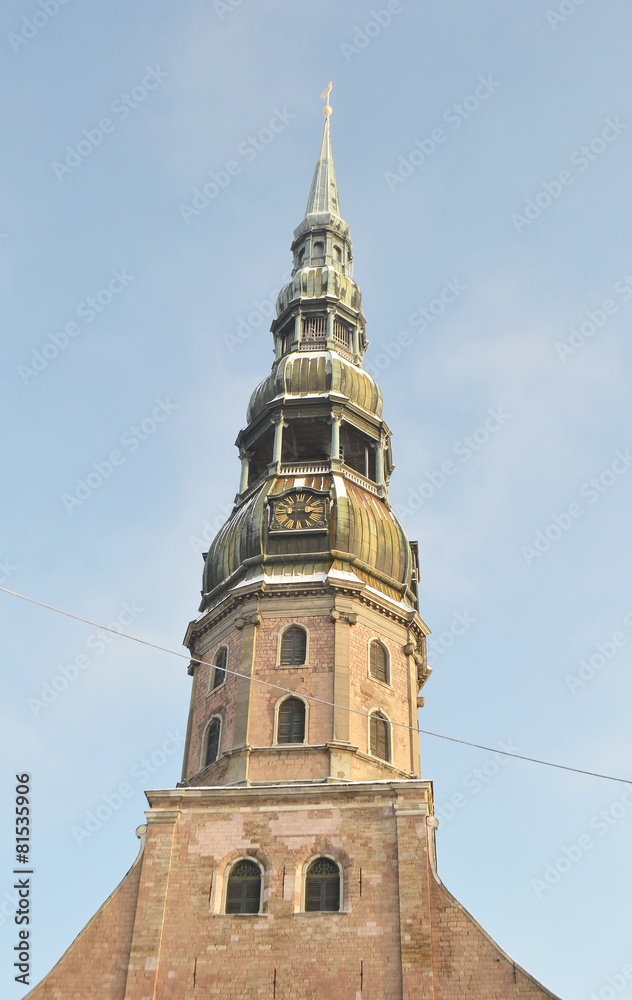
[1,0,631,996]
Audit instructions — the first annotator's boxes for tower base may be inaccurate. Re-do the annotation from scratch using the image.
[26,780,560,1000]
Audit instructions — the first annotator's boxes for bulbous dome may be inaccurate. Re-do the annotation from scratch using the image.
[247,351,383,424]
[202,473,416,612]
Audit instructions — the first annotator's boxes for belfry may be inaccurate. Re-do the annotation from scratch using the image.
[28,101,561,1000]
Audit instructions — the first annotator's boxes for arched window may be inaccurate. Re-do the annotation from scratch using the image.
[312,241,325,265]
[298,247,305,266]
[280,625,307,666]
[305,857,340,912]
[211,647,227,690]
[277,697,306,744]
[204,717,221,767]
[225,859,262,914]
[333,244,342,262]
[369,641,389,684]
[369,711,390,762]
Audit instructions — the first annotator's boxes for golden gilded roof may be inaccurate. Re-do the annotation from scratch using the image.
[202,472,416,612]
[247,351,382,423]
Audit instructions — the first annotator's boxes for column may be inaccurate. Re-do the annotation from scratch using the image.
[330,414,341,460]
[272,416,286,465]
[238,450,251,493]
[375,438,385,485]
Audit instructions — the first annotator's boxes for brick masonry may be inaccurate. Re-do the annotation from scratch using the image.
[25,781,561,1000]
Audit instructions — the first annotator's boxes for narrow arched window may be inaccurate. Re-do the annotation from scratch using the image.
[369,641,389,683]
[211,647,227,689]
[280,625,307,665]
[305,858,340,912]
[225,860,261,914]
[277,697,306,744]
[204,717,221,767]
[369,712,390,762]
[333,244,342,262]
[312,241,324,265]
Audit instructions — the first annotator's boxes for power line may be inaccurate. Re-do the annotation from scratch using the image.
[2,583,631,787]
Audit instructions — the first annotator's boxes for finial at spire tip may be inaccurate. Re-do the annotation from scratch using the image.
[321,82,333,118]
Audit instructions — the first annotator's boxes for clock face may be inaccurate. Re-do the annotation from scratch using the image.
[271,492,327,531]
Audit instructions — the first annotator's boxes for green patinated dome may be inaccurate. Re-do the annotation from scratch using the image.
[247,351,383,423]
[202,472,416,612]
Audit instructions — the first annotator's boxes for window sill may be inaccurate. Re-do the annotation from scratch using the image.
[275,663,309,670]
[368,676,393,690]
[212,912,269,918]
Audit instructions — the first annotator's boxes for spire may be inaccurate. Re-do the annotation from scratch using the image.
[304,84,341,219]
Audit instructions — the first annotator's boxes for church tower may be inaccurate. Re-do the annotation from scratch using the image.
[27,104,562,1000]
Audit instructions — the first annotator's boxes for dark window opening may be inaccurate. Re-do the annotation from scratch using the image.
[369,642,388,684]
[211,647,227,689]
[340,424,376,480]
[281,421,330,463]
[305,858,340,912]
[280,625,307,665]
[277,697,306,744]
[225,860,261,914]
[248,427,275,485]
[333,245,342,262]
[280,321,295,355]
[312,241,325,265]
[205,717,221,767]
[370,712,390,762]
[298,247,305,266]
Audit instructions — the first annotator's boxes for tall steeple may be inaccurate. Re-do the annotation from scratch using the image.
[179,99,430,788]
[304,114,341,220]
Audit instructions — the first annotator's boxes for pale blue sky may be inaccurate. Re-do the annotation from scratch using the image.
[2,1,632,996]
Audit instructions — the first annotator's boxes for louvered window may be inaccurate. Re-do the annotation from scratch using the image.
[370,712,390,762]
[204,717,221,767]
[211,647,227,689]
[369,641,388,683]
[225,860,261,914]
[280,625,307,665]
[305,857,340,912]
[277,697,306,744]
